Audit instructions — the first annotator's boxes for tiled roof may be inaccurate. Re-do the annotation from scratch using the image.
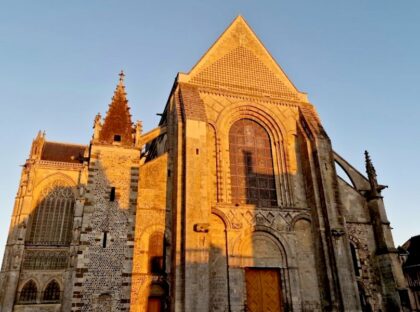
[41,142,86,163]
[98,73,134,146]
[178,84,207,122]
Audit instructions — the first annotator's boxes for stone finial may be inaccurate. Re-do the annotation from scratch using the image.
[30,130,46,160]
[94,112,102,126]
[98,71,134,146]
[365,150,387,196]
[119,70,125,85]
[135,120,143,147]
[365,150,378,196]
[365,150,377,183]
[92,113,102,141]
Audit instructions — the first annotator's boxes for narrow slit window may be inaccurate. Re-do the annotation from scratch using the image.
[350,243,362,277]
[102,231,108,248]
[110,187,116,202]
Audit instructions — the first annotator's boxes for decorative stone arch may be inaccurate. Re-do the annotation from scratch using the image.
[18,277,41,292]
[291,213,311,231]
[229,228,299,310]
[137,224,166,274]
[216,102,288,142]
[215,102,293,206]
[348,233,364,250]
[211,208,232,230]
[27,173,77,246]
[42,278,61,302]
[42,276,63,292]
[32,172,78,204]
[230,226,295,268]
[17,278,40,303]
[348,236,364,279]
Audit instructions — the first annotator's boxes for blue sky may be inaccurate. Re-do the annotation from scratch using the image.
[1,1,419,259]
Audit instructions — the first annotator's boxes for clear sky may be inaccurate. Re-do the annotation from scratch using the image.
[1,1,419,260]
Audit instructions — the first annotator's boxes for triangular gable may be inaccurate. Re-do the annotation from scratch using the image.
[180,16,307,102]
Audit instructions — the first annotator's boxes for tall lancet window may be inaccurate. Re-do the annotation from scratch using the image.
[229,119,277,207]
[28,182,75,246]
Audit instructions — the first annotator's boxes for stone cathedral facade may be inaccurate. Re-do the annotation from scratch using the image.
[0,16,411,312]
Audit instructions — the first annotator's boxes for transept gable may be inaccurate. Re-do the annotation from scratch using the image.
[180,16,308,102]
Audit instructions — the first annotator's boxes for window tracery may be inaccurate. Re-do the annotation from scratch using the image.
[22,249,68,270]
[43,280,60,302]
[28,181,75,246]
[229,119,277,207]
[18,280,37,303]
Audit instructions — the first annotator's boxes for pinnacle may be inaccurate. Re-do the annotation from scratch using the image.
[119,70,125,86]
[97,71,134,146]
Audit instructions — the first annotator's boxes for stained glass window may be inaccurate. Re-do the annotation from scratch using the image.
[28,183,75,246]
[43,280,60,302]
[19,280,37,303]
[229,119,277,207]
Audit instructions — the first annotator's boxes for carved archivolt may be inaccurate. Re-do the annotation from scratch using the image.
[214,102,294,207]
[33,173,77,202]
[231,228,290,268]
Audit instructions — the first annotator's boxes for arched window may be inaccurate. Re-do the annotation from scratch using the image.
[149,232,164,274]
[350,243,362,277]
[28,183,75,246]
[43,280,60,302]
[19,280,37,303]
[229,119,277,207]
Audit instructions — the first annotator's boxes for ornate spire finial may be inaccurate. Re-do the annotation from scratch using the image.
[365,150,377,180]
[119,70,125,85]
[365,150,381,196]
[97,72,133,146]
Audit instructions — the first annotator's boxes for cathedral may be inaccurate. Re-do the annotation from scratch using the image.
[0,16,411,312]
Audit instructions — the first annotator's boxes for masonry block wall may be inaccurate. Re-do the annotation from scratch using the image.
[0,16,410,312]
[71,145,139,311]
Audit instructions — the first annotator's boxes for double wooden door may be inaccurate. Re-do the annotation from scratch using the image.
[245,268,283,312]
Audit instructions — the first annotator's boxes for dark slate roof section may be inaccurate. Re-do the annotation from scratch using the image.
[403,235,420,267]
[178,84,207,122]
[41,142,87,163]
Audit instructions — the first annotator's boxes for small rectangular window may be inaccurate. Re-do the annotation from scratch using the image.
[110,187,116,202]
[102,231,108,248]
[114,134,121,142]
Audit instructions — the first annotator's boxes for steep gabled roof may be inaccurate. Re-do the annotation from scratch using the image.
[41,141,86,163]
[179,16,307,102]
[99,71,134,146]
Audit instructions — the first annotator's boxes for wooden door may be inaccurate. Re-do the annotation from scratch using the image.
[147,297,162,312]
[245,268,282,312]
